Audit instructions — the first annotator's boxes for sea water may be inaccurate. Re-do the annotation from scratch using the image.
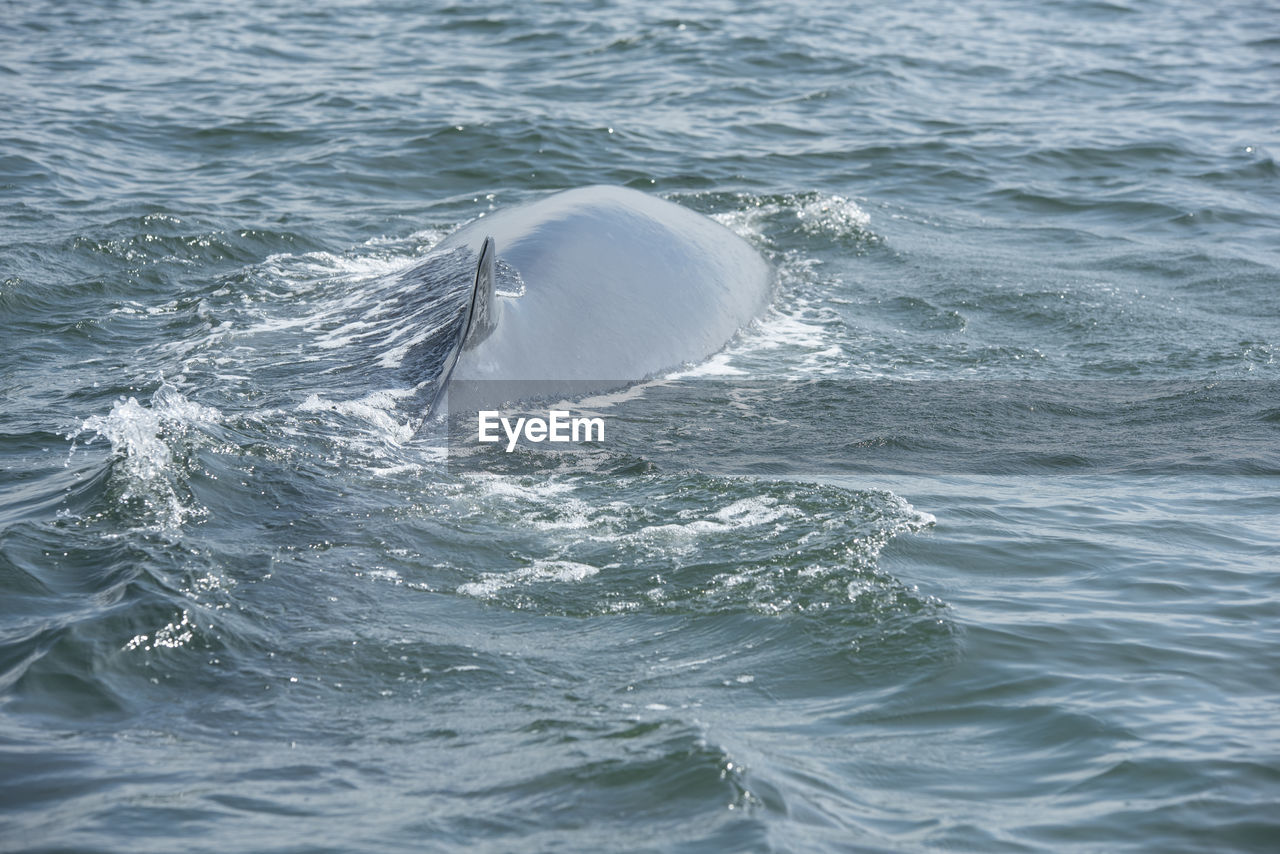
[2,1,1277,851]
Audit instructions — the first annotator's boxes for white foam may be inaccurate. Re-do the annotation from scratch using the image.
[632,496,794,545]
[749,306,831,352]
[461,472,578,502]
[297,389,416,443]
[664,352,748,379]
[710,496,791,527]
[457,559,600,598]
[711,206,771,244]
[71,383,221,530]
[261,249,417,290]
[654,297,842,384]
[794,193,871,237]
[710,191,872,244]
[662,212,852,381]
[457,473,604,532]
[124,609,195,652]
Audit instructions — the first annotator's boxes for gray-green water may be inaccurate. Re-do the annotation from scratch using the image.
[3,1,1278,851]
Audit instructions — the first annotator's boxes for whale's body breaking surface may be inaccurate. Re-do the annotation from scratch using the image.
[416,185,773,415]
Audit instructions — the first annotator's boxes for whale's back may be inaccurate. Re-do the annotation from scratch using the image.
[436,185,772,386]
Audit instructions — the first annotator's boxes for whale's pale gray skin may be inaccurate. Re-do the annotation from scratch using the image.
[420,185,773,414]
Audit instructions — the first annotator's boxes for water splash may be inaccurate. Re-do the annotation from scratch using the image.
[710,191,877,247]
[70,383,220,530]
[793,193,872,238]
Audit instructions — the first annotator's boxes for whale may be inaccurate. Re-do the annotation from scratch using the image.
[409,185,773,418]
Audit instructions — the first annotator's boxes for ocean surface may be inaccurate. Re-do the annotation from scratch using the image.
[2,1,1278,851]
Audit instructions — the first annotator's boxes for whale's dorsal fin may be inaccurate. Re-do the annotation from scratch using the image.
[421,236,496,420]
[463,236,496,349]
